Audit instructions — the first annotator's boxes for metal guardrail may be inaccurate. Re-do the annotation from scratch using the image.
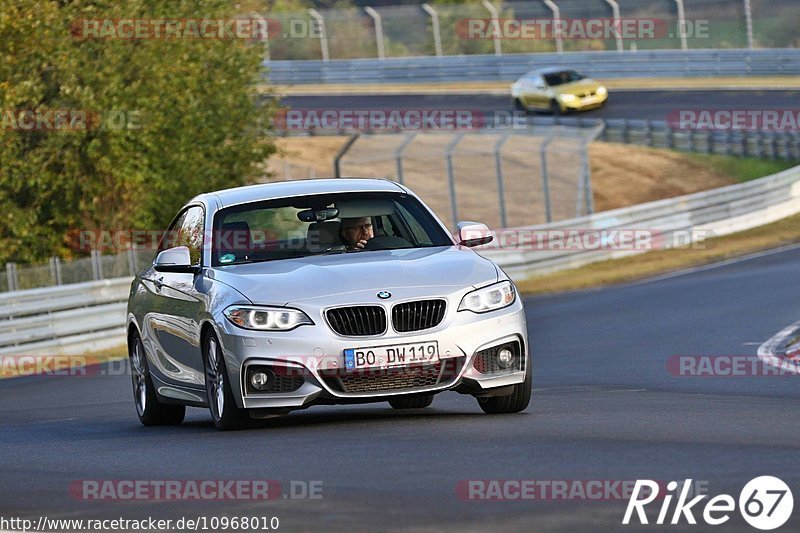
[478,163,800,278]
[3,164,800,354]
[0,278,131,355]
[265,48,800,85]
[486,116,800,161]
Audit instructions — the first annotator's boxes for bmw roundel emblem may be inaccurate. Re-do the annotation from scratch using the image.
[377,291,392,300]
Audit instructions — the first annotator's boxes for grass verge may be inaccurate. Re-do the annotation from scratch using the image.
[515,212,800,296]
[684,153,799,183]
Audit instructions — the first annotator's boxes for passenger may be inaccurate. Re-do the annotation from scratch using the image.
[339,217,374,250]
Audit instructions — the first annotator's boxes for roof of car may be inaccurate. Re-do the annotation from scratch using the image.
[529,67,577,75]
[193,178,407,208]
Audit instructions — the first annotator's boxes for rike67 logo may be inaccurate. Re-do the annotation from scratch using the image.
[623,476,793,530]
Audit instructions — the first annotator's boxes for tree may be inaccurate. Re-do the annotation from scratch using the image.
[0,0,278,264]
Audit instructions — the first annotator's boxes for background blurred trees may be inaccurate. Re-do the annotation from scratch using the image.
[0,0,278,264]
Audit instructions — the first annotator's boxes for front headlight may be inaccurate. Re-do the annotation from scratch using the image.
[223,305,313,331]
[596,86,607,96]
[560,93,578,102]
[458,281,516,313]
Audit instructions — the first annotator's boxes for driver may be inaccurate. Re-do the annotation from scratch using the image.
[339,216,374,250]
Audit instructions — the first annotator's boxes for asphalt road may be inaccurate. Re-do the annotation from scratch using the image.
[281,89,799,123]
[3,246,800,532]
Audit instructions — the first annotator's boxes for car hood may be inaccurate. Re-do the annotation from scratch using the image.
[210,246,499,305]
[556,79,603,96]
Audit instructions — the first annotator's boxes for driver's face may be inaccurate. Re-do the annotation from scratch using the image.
[341,217,374,247]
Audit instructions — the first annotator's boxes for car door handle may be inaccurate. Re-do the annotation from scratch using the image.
[154,277,164,291]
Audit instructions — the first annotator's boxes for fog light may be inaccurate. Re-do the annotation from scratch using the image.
[497,348,514,369]
[249,369,274,391]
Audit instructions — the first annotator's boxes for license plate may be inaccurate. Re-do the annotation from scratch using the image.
[344,341,439,371]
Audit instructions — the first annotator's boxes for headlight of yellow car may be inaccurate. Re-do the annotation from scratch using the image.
[560,94,578,103]
[596,86,607,96]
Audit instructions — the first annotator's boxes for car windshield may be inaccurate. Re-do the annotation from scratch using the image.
[543,70,585,87]
[211,191,454,266]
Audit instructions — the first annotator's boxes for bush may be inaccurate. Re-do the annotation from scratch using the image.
[0,0,278,264]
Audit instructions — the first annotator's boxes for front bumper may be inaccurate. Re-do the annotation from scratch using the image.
[561,92,608,111]
[214,294,529,410]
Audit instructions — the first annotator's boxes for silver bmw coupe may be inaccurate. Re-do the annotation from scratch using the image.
[127,179,530,430]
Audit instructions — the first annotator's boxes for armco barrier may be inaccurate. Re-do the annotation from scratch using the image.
[0,278,131,356]
[2,163,800,354]
[265,49,800,85]
[478,164,800,278]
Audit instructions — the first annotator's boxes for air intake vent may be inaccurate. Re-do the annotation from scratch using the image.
[326,306,387,336]
[392,299,446,333]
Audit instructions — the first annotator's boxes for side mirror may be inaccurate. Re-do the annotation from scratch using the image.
[537,84,546,91]
[457,221,494,248]
[154,246,200,273]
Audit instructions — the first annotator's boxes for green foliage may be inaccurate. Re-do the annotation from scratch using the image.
[0,0,278,264]
[685,153,800,183]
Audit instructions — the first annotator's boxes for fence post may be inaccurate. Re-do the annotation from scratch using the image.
[251,11,270,61]
[493,131,512,228]
[6,262,18,292]
[421,3,443,57]
[334,133,360,177]
[308,9,330,62]
[580,138,594,215]
[543,0,564,54]
[90,250,104,280]
[364,7,386,60]
[674,0,688,50]
[481,0,502,56]
[49,257,63,285]
[127,246,137,276]
[604,0,624,53]
[540,132,557,223]
[743,0,754,50]
[394,132,417,185]
[445,132,466,227]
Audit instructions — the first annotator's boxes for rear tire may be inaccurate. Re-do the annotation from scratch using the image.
[204,331,250,431]
[477,357,532,414]
[513,98,528,113]
[129,332,186,426]
[389,394,434,410]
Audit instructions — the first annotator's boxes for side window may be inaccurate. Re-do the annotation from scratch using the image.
[395,203,432,246]
[177,206,205,266]
[160,206,204,266]
[159,211,187,254]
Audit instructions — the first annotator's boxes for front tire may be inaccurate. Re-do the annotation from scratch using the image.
[204,331,250,431]
[389,394,434,410]
[513,98,528,114]
[129,332,186,426]
[549,100,562,116]
[477,357,532,414]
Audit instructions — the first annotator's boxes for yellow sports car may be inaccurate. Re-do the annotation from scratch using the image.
[511,68,608,115]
